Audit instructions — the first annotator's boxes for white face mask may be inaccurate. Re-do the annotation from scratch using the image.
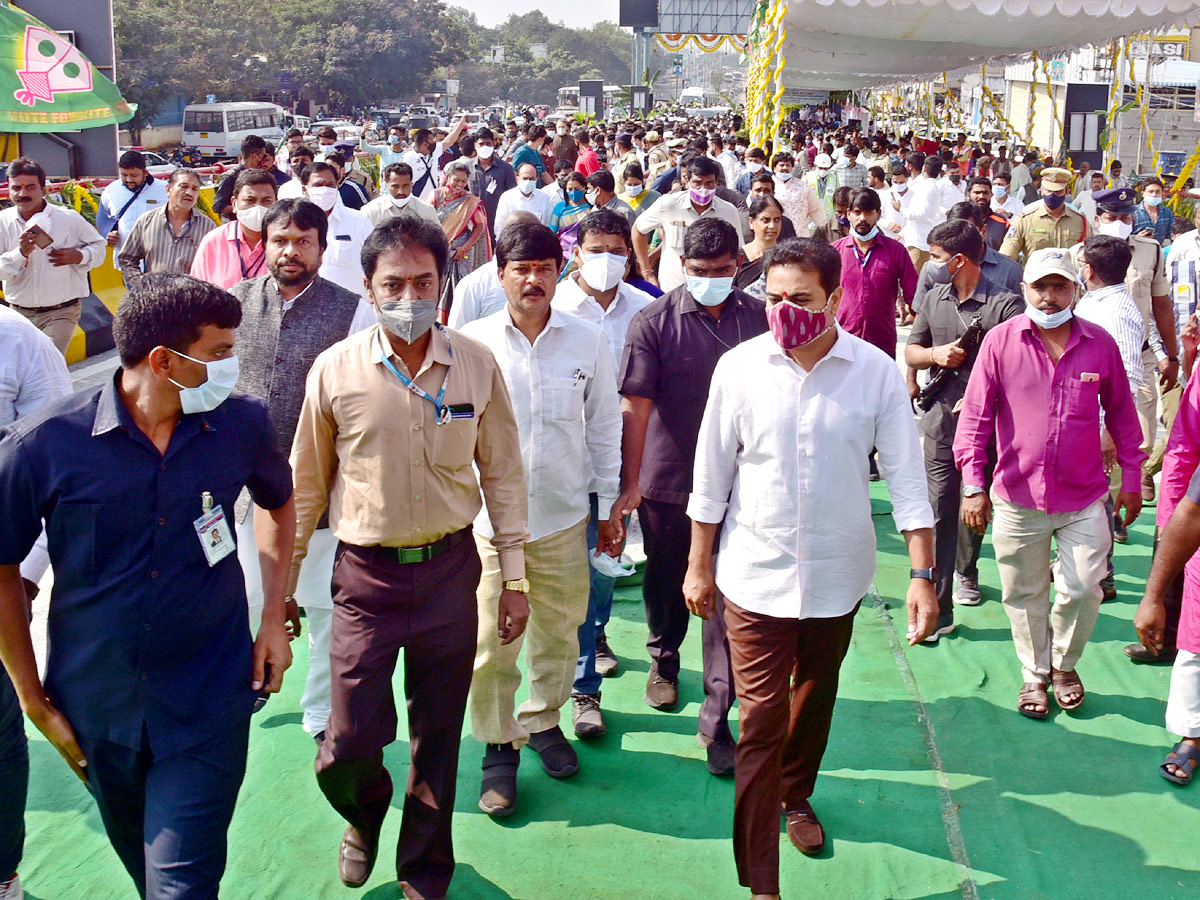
[775,171,793,182]
[1097,219,1133,241]
[477,144,495,160]
[390,193,412,209]
[518,178,536,196]
[578,251,627,292]
[167,350,240,415]
[236,204,268,232]
[747,161,764,173]
[586,189,600,206]
[306,185,338,211]
[625,182,643,195]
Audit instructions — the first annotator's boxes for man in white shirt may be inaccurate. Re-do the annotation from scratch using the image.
[683,237,936,897]
[633,156,745,292]
[0,157,105,353]
[276,146,315,201]
[990,172,1024,219]
[493,163,554,234]
[97,150,168,259]
[300,162,374,299]
[1075,235,1147,392]
[878,164,910,240]
[402,118,469,203]
[551,210,651,736]
[902,155,945,271]
[0,301,72,900]
[462,222,622,818]
[361,163,440,230]
[1073,170,1106,224]
[449,213,542,329]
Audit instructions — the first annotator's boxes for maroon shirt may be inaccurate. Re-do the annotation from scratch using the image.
[618,285,768,505]
[833,233,918,358]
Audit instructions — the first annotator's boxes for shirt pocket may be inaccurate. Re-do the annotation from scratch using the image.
[431,418,476,471]
[49,500,144,576]
[660,356,712,401]
[666,220,688,253]
[1067,377,1101,422]
[546,374,586,421]
[325,236,359,270]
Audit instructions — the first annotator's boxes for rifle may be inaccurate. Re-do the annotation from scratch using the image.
[916,314,984,412]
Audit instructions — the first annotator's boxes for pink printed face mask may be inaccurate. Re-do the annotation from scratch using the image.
[766,296,835,350]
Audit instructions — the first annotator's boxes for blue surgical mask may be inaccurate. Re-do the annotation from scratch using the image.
[1144,195,1163,207]
[1025,303,1073,329]
[167,350,239,414]
[854,224,880,242]
[687,275,733,307]
[568,188,585,203]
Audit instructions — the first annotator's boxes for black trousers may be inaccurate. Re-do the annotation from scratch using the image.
[316,534,481,899]
[637,497,734,741]
[79,719,250,900]
[0,665,26,880]
[924,438,993,617]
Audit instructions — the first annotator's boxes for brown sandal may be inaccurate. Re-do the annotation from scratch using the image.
[1018,682,1049,719]
[1051,668,1085,710]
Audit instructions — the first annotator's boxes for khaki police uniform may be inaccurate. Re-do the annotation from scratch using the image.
[1000,203,1087,261]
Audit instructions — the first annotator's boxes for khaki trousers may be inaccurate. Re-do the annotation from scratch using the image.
[906,246,930,273]
[991,494,1110,683]
[1147,382,1183,476]
[1137,358,1158,459]
[470,519,590,747]
[13,299,81,354]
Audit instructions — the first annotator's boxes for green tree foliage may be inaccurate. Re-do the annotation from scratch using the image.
[442,10,635,107]
[114,0,472,127]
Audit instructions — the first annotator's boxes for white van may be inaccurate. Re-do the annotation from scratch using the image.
[183,102,285,159]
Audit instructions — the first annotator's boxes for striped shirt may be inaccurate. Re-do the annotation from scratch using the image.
[118,206,216,284]
[1074,283,1146,391]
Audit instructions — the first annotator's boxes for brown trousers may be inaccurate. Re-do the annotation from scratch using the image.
[315,532,481,899]
[725,598,857,895]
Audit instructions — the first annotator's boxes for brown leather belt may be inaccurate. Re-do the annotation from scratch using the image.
[6,297,82,313]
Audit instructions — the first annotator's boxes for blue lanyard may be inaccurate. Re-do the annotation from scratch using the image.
[378,326,454,425]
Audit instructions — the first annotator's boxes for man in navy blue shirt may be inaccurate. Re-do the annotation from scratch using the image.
[0,273,295,899]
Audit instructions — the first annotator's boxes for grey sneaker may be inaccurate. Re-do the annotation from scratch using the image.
[953,572,982,606]
[572,692,606,738]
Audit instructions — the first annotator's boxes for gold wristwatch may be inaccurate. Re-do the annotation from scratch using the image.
[502,578,530,593]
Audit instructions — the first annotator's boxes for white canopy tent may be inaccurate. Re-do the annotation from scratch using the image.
[774,0,1200,89]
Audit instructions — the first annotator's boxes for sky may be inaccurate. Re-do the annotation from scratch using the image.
[455,0,619,30]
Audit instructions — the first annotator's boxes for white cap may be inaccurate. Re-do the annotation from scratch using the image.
[1023,247,1078,284]
[814,153,833,169]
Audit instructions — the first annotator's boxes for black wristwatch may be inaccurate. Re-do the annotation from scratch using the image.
[910,567,938,583]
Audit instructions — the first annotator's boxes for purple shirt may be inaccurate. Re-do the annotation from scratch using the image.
[953,314,1146,514]
[833,233,917,357]
[1159,377,1200,653]
[619,285,768,504]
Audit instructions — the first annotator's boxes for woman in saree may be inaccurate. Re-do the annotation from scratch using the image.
[549,171,593,266]
[433,159,491,320]
[735,195,784,299]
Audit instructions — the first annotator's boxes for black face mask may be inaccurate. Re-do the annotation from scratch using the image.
[1042,192,1065,210]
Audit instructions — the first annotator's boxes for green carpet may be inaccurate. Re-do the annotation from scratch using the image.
[18,485,1200,899]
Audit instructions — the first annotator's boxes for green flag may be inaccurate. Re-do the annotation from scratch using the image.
[0,4,132,132]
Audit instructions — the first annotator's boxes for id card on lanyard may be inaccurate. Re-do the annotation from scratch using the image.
[378,327,455,425]
[236,234,265,281]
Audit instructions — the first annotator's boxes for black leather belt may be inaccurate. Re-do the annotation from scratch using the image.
[368,526,473,565]
[6,297,82,313]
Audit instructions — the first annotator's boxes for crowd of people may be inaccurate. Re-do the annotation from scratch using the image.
[0,103,1199,900]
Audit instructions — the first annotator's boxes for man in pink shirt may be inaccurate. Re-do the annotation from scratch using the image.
[189,170,276,290]
[954,248,1145,719]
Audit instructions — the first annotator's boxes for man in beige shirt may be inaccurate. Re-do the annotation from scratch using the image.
[289,217,530,899]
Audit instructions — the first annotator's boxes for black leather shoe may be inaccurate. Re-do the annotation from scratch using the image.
[479,743,519,816]
[339,822,381,888]
[527,726,579,778]
[1124,642,1177,664]
[698,733,736,776]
